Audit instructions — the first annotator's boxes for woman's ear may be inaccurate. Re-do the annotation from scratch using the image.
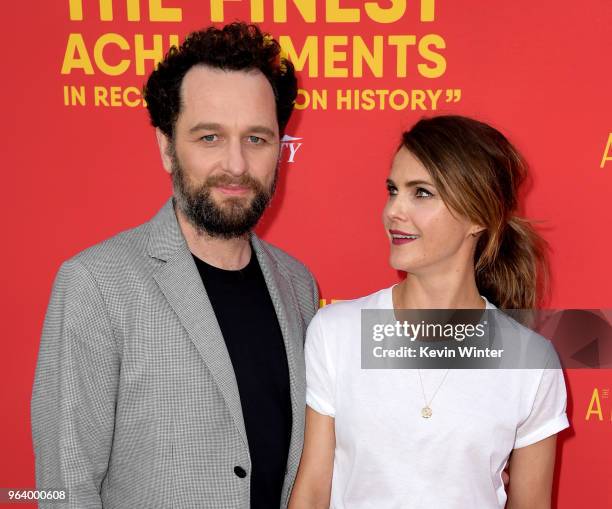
[470,227,486,238]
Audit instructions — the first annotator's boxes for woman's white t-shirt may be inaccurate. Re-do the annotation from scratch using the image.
[304,286,569,509]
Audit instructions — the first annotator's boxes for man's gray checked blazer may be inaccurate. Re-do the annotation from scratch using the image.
[31,197,319,509]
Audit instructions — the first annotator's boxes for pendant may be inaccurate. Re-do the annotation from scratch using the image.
[421,406,433,419]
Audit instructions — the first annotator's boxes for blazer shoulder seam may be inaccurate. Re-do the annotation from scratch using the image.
[63,258,121,355]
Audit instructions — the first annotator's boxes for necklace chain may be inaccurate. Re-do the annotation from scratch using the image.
[418,369,450,419]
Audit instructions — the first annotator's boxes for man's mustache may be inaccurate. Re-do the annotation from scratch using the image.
[203,174,263,191]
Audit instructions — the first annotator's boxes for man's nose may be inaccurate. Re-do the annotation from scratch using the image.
[223,138,248,176]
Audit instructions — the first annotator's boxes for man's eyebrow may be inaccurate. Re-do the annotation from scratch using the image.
[189,122,222,133]
[188,123,277,139]
[246,125,277,138]
[385,178,434,187]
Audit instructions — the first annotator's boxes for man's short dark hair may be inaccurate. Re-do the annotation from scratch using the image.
[144,22,297,138]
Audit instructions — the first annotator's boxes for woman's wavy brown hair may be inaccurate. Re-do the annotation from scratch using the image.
[400,115,549,309]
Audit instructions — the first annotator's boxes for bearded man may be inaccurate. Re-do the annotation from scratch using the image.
[31,22,318,509]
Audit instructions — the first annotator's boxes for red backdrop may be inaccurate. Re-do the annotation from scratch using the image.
[2,0,611,506]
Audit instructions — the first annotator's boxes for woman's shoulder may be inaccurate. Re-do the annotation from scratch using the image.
[491,309,562,369]
[307,286,395,341]
[305,286,395,360]
[315,285,394,321]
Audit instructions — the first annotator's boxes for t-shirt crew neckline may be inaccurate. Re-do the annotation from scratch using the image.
[384,285,496,310]
[192,250,256,276]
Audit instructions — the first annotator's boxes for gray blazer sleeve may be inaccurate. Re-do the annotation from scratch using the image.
[31,259,120,508]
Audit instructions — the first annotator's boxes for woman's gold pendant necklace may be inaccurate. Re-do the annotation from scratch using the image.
[418,370,450,419]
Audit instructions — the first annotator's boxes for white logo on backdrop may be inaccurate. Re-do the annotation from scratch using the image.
[280,134,303,163]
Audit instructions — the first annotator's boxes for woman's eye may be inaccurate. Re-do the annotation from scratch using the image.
[201,134,218,142]
[386,185,398,196]
[248,135,264,144]
[415,187,433,198]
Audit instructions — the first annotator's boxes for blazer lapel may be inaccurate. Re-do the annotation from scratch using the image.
[251,235,306,501]
[147,198,248,450]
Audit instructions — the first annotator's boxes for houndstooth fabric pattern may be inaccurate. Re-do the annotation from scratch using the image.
[31,197,319,509]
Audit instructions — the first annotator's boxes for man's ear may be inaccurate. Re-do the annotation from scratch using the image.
[155,128,173,175]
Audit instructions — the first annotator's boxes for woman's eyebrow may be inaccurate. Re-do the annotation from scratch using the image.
[386,178,434,187]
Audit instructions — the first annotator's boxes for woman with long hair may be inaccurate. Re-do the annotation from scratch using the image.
[289,115,569,508]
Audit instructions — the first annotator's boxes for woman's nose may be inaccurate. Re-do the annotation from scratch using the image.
[385,197,409,222]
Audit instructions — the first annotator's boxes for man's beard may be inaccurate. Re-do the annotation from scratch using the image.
[170,148,277,239]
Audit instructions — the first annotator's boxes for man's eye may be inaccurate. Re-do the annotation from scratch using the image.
[201,134,218,142]
[248,136,264,144]
[415,187,433,198]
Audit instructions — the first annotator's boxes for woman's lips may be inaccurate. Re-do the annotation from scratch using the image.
[391,237,417,245]
[389,229,420,245]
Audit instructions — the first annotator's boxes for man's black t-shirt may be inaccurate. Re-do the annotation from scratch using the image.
[193,250,291,509]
